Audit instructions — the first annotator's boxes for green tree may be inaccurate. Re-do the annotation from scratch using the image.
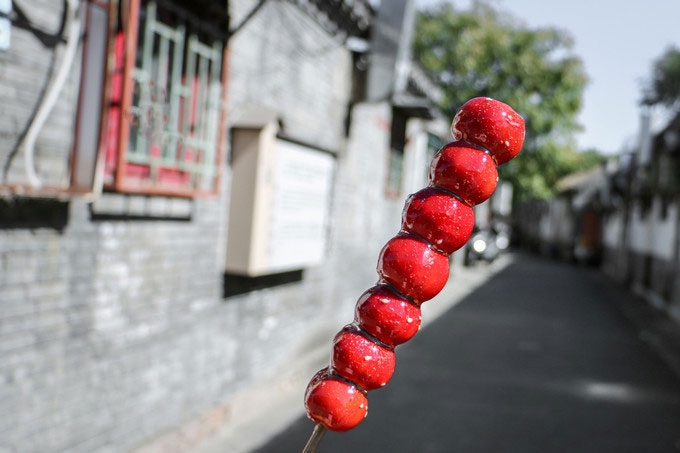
[641,45,680,111]
[414,1,593,201]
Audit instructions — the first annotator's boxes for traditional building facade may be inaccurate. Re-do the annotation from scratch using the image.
[515,110,680,322]
[601,111,680,319]
[0,0,451,450]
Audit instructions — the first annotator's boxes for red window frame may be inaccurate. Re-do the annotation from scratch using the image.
[99,0,229,197]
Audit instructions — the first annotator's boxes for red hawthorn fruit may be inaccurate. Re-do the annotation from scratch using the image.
[354,285,422,347]
[377,234,449,303]
[303,97,526,438]
[429,141,498,206]
[401,187,475,254]
[304,366,368,432]
[451,97,525,165]
[331,325,396,391]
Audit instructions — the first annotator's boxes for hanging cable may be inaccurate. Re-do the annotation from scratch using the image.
[21,0,83,188]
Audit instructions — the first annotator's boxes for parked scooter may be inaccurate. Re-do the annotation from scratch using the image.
[464,228,499,265]
[464,222,511,265]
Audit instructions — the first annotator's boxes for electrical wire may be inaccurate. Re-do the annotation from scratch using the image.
[21,0,83,188]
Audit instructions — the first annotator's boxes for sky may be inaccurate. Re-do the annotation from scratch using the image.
[414,0,680,154]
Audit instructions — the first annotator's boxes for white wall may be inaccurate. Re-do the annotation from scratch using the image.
[629,199,677,261]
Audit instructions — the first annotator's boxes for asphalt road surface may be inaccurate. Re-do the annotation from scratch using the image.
[254,253,680,453]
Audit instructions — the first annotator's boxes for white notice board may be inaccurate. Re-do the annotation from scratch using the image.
[267,139,335,273]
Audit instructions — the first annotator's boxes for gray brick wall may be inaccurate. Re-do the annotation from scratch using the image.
[0,1,434,451]
[331,102,405,302]
[228,1,351,152]
[0,196,231,452]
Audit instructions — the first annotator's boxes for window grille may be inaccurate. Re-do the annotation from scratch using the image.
[104,0,226,196]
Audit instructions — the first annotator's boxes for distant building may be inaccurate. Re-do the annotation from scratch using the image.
[515,109,680,322]
[603,110,680,319]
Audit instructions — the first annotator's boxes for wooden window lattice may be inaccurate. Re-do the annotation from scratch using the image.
[106,0,224,196]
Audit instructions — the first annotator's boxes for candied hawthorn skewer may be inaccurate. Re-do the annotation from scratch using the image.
[302,97,525,450]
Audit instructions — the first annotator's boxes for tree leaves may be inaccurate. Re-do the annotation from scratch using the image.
[414,1,593,201]
[641,45,680,111]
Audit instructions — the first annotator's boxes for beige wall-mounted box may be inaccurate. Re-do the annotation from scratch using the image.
[226,111,336,277]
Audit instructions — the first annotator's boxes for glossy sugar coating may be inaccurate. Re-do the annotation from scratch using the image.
[354,285,422,346]
[304,367,368,432]
[451,97,525,165]
[304,97,525,433]
[402,186,476,253]
[377,234,450,303]
[331,325,396,391]
[429,141,498,206]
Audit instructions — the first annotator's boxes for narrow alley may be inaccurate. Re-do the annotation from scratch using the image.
[256,253,680,452]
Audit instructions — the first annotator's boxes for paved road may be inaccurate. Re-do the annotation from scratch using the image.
[254,253,680,452]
